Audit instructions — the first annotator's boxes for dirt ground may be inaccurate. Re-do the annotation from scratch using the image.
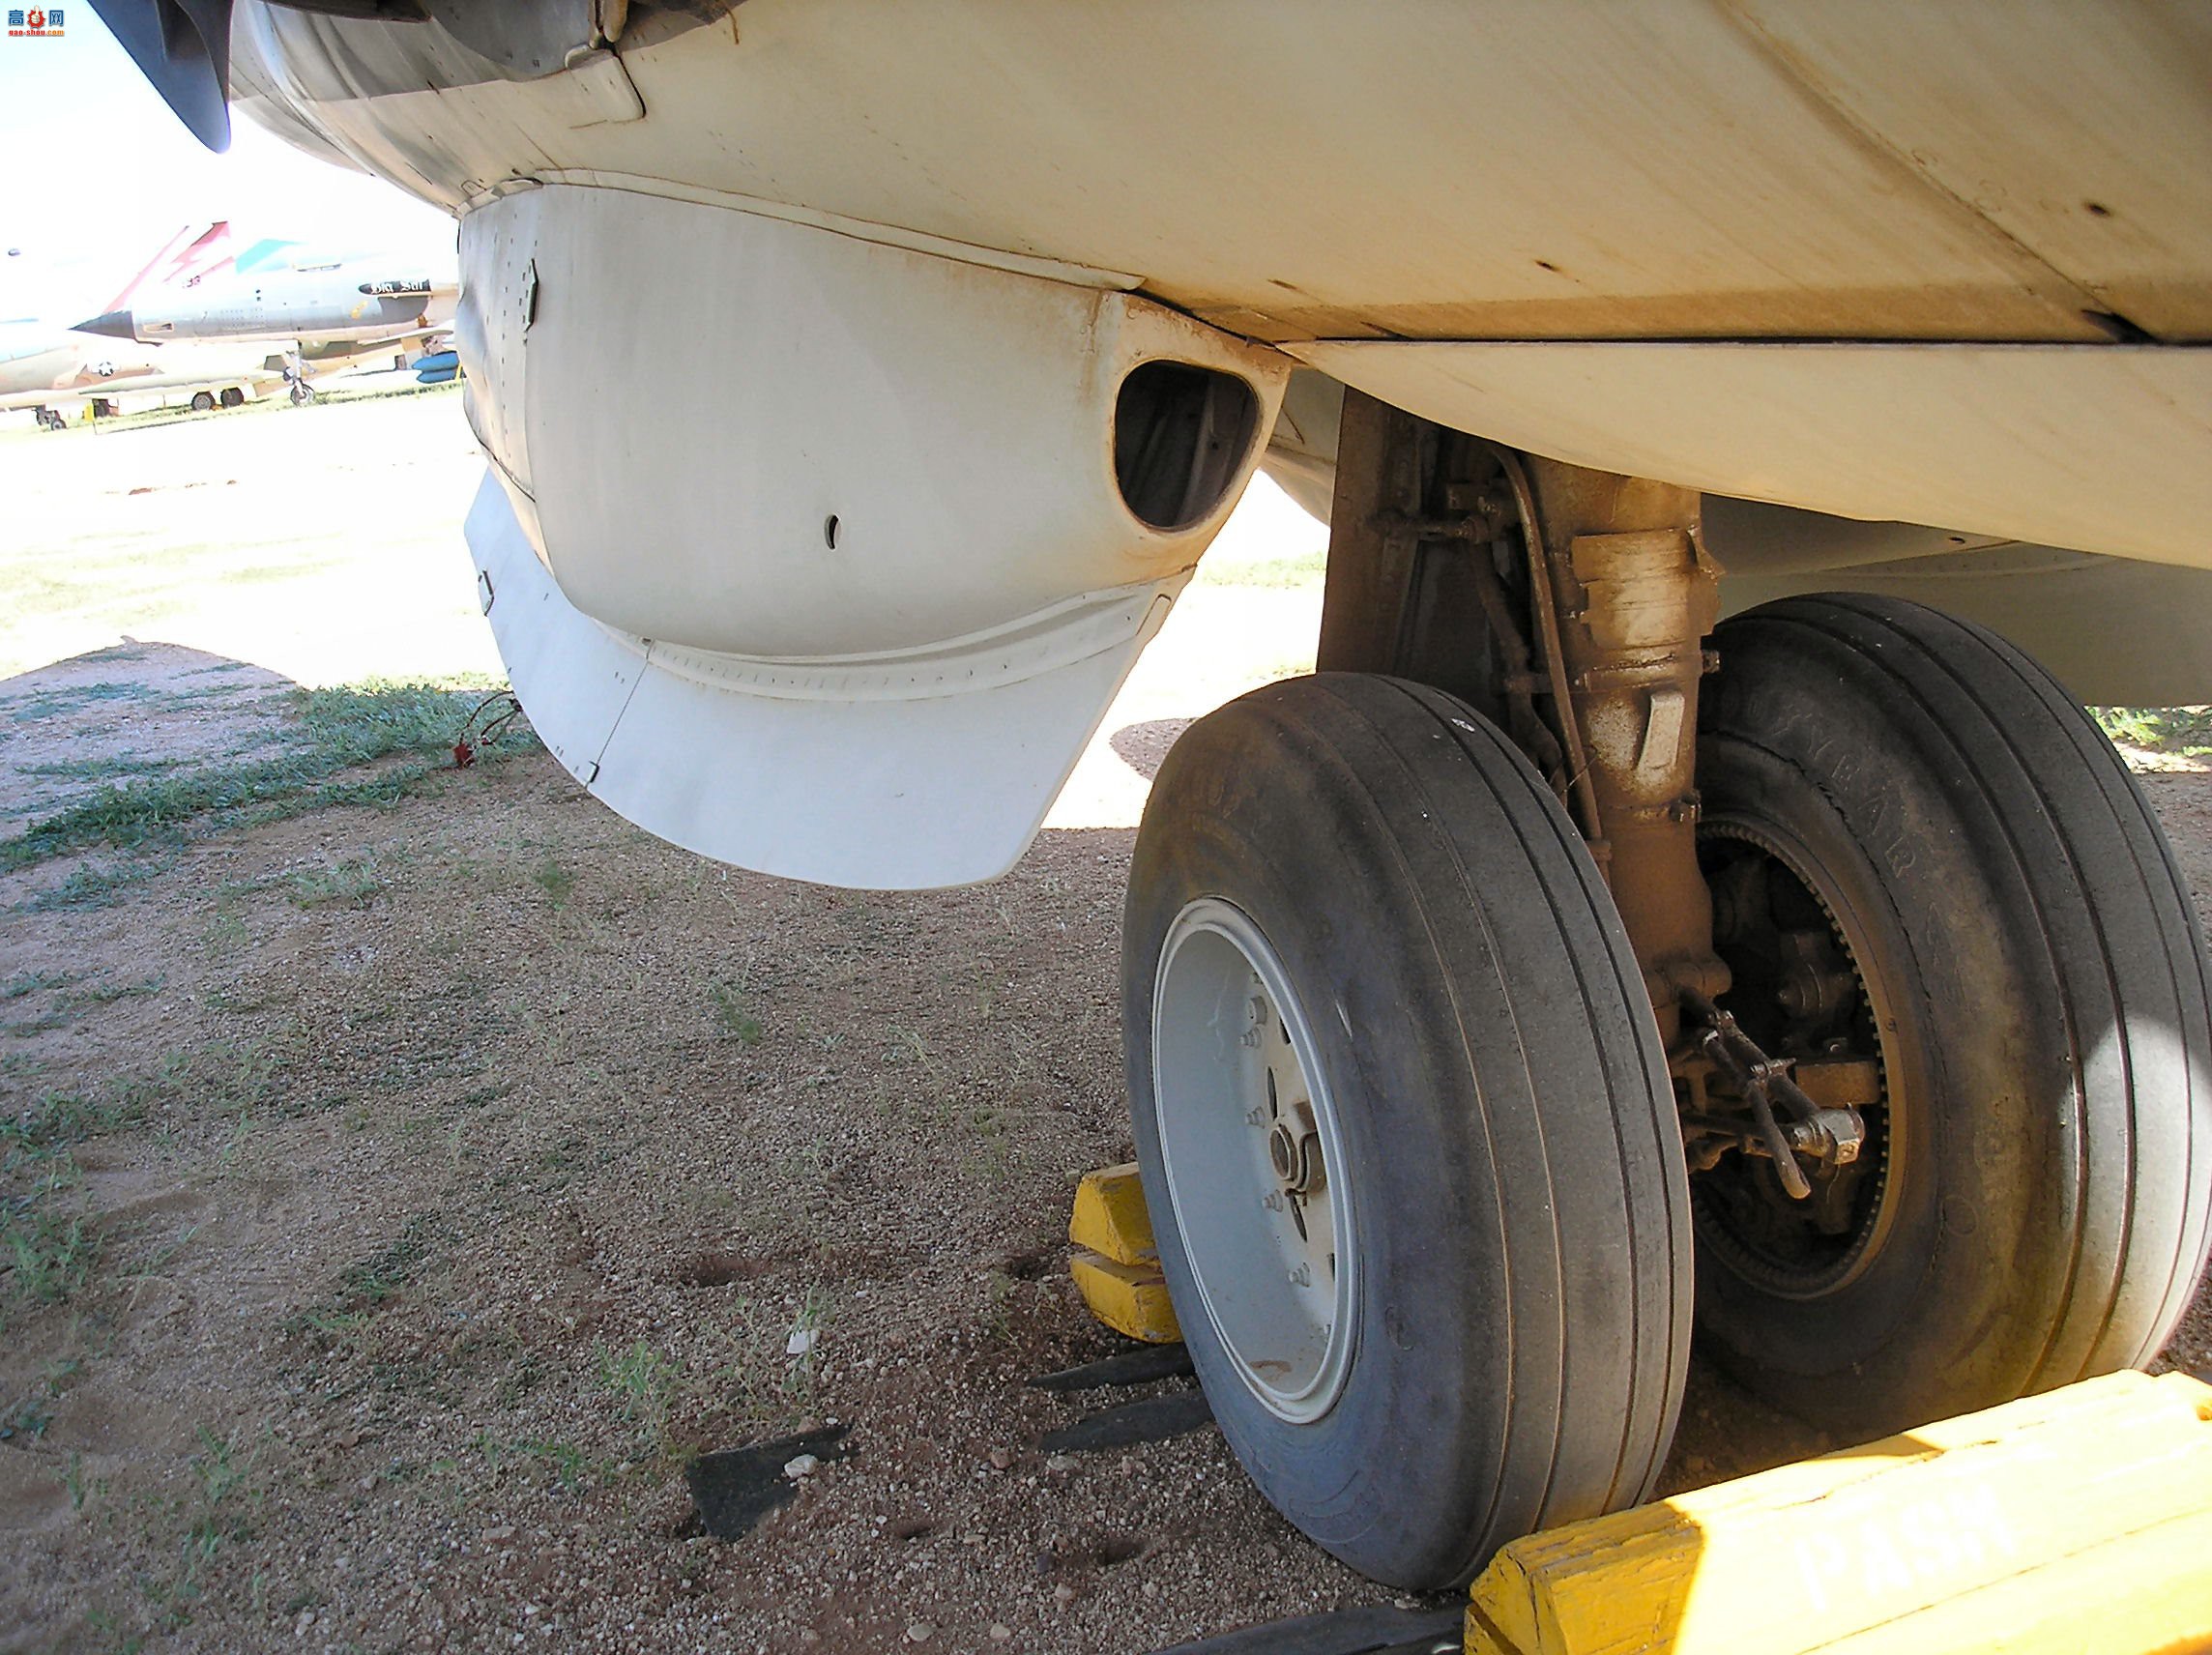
[1,394,2208,1655]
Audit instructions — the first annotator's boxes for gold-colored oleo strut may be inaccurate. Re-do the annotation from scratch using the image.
[1521,458,1730,1049]
[1465,1368,2212,1655]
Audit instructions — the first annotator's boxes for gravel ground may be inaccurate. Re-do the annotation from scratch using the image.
[1,396,2207,1654]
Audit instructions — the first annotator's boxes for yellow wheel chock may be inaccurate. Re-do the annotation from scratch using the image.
[1067,1163,1181,1345]
[1466,1366,2212,1654]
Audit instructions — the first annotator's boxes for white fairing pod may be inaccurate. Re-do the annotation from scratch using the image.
[456,183,1286,887]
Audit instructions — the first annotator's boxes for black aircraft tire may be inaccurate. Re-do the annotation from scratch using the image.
[1122,674,1690,1590]
[189,392,216,413]
[1695,594,2212,1437]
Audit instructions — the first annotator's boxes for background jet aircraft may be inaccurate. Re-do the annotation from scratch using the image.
[0,221,282,425]
[73,233,457,395]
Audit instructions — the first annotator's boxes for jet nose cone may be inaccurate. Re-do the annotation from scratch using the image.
[73,309,136,340]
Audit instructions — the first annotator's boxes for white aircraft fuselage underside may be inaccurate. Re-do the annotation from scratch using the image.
[224,0,2212,886]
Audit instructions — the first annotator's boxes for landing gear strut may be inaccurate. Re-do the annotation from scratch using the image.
[1124,390,2212,1588]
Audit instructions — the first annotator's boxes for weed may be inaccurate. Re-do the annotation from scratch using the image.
[978,1268,1020,1343]
[597,1339,675,1432]
[782,1289,831,1408]
[283,856,386,908]
[525,1438,591,1491]
[160,1425,263,1617]
[133,1040,278,1118]
[710,980,765,1045]
[19,753,186,781]
[203,906,249,956]
[697,1288,836,1432]
[0,1396,53,1440]
[3,1089,141,1155]
[3,1194,101,1306]
[287,1212,439,1338]
[1,971,72,1001]
[17,853,178,913]
[5,682,150,723]
[71,975,165,1007]
[532,858,576,909]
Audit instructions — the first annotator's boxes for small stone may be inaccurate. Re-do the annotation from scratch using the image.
[782,1454,821,1480]
[988,1626,1012,1643]
[787,1326,821,1356]
[1141,1582,1158,1599]
[905,1624,935,1643]
[1053,1583,1076,1606]
[799,1633,821,1645]
[1044,1454,1077,1473]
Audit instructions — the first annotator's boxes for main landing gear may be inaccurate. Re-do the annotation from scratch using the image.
[1122,392,2212,1590]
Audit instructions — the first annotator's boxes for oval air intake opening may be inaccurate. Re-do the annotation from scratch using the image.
[1114,361,1261,532]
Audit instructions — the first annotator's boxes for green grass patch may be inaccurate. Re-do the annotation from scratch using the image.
[2,682,153,723]
[3,1089,143,1156]
[133,1040,279,1118]
[710,980,765,1046]
[1,1156,102,1311]
[71,974,164,1006]
[0,680,534,870]
[531,858,576,909]
[16,853,178,913]
[284,856,386,909]
[287,1212,441,1338]
[0,1396,53,1442]
[1,971,73,1002]
[18,753,187,781]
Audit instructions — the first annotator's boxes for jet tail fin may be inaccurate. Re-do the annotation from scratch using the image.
[99,221,235,312]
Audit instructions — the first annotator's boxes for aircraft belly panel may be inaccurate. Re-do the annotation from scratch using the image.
[233,0,2212,342]
[1290,340,2212,569]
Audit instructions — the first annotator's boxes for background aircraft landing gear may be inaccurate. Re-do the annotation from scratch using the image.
[189,391,217,413]
[34,406,65,431]
[218,387,246,409]
[1124,391,2212,1586]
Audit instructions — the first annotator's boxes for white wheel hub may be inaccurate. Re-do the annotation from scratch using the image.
[1151,898,1357,1424]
